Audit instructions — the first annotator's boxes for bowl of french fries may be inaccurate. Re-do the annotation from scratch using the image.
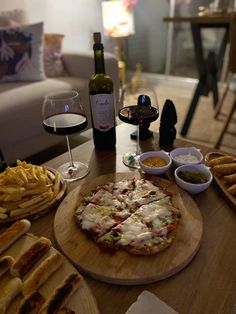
[0,160,66,223]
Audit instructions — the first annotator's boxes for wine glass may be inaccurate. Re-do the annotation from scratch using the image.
[119,94,159,168]
[42,90,89,181]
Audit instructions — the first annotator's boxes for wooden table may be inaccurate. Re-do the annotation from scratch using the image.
[28,124,235,314]
[164,14,236,137]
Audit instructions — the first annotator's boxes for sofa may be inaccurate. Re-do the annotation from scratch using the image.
[0,51,119,165]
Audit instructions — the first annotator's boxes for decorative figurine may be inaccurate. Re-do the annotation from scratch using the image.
[159,99,177,148]
[131,94,154,140]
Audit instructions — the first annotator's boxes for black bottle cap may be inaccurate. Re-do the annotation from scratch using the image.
[137,95,151,106]
[93,32,101,44]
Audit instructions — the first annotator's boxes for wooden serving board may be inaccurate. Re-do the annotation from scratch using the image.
[0,167,67,225]
[54,172,203,285]
[205,152,236,210]
[0,233,100,314]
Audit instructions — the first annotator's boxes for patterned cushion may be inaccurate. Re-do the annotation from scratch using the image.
[0,22,45,82]
[44,33,66,77]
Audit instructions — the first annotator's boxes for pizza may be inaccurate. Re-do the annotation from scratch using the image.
[74,177,181,255]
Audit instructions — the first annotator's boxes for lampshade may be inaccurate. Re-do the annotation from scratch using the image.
[102,1,135,38]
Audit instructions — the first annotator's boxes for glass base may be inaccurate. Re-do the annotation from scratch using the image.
[57,161,89,182]
[122,152,140,169]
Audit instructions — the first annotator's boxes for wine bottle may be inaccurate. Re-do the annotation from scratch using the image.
[89,32,116,149]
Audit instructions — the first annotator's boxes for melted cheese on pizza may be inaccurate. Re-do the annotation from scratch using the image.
[108,200,175,246]
[75,178,180,254]
[77,203,130,236]
[113,215,150,246]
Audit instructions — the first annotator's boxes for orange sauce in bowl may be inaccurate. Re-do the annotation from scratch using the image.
[142,156,167,168]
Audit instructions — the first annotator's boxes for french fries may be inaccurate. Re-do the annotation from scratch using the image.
[0,160,61,220]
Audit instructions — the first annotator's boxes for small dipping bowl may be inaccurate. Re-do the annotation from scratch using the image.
[139,150,172,175]
[174,164,213,194]
[170,147,203,168]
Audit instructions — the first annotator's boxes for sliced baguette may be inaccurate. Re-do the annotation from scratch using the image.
[22,252,64,296]
[11,237,52,278]
[19,291,45,314]
[0,219,31,254]
[0,255,15,278]
[38,272,81,314]
[0,277,22,314]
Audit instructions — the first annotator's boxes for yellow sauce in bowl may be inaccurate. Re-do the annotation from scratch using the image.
[142,156,167,168]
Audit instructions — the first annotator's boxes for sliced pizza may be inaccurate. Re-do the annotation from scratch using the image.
[75,177,180,255]
[96,197,180,255]
[75,203,131,238]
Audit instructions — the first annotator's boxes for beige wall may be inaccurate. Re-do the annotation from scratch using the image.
[0,0,105,52]
[0,0,27,11]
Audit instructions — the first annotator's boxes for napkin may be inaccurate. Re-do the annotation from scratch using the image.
[125,290,179,314]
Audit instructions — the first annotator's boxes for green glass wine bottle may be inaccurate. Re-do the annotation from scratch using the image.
[89,32,116,149]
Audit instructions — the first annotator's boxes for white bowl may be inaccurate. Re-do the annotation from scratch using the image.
[170,147,203,168]
[174,164,213,194]
[139,150,172,175]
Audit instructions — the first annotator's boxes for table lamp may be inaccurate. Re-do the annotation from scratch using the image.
[102,0,135,86]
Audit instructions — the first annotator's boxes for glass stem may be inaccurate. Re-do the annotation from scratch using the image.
[136,125,140,156]
[66,135,75,168]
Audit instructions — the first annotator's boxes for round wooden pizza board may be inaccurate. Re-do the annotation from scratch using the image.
[54,172,203,285]
[0,233,99,314]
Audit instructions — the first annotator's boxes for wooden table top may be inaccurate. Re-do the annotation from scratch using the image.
[163,13,236,74]
[163,13,236,24]
[29,123,236,314]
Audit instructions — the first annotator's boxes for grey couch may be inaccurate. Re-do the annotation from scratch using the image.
[0,51,119,165]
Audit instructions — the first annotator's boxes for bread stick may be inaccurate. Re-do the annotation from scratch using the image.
[0,256,15,278]
[0,219,31,254]
[0,277,22,314]
[228,184,236,196]
[208,155,234,167]
[38,272,81,314]
[224,173,236,184]
[19,291,45,314]
[11,237,52,278]
[22,252,64,296]
[213,163,236,176]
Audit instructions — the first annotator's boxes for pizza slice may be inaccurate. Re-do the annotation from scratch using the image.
[75,179,139,238]
[75,202,131,239]
[96,211,151,253]
[126,179,170,208]
[135,196,180,232]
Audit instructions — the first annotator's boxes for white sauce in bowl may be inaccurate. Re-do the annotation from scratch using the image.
[174,153,199,164]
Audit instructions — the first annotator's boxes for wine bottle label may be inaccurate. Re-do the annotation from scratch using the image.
[90,94,115,132]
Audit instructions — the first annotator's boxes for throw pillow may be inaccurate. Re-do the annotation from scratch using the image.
[0,22,45,82]
[44,33,66,77]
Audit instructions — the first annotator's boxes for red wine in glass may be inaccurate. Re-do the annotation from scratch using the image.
[42,90,89,181]
[119,106,159,125]
[43,113,88,135]
[119,95,159,168]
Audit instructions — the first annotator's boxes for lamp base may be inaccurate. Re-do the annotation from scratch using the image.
[118,59,126,86]
[114,41,126,86]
